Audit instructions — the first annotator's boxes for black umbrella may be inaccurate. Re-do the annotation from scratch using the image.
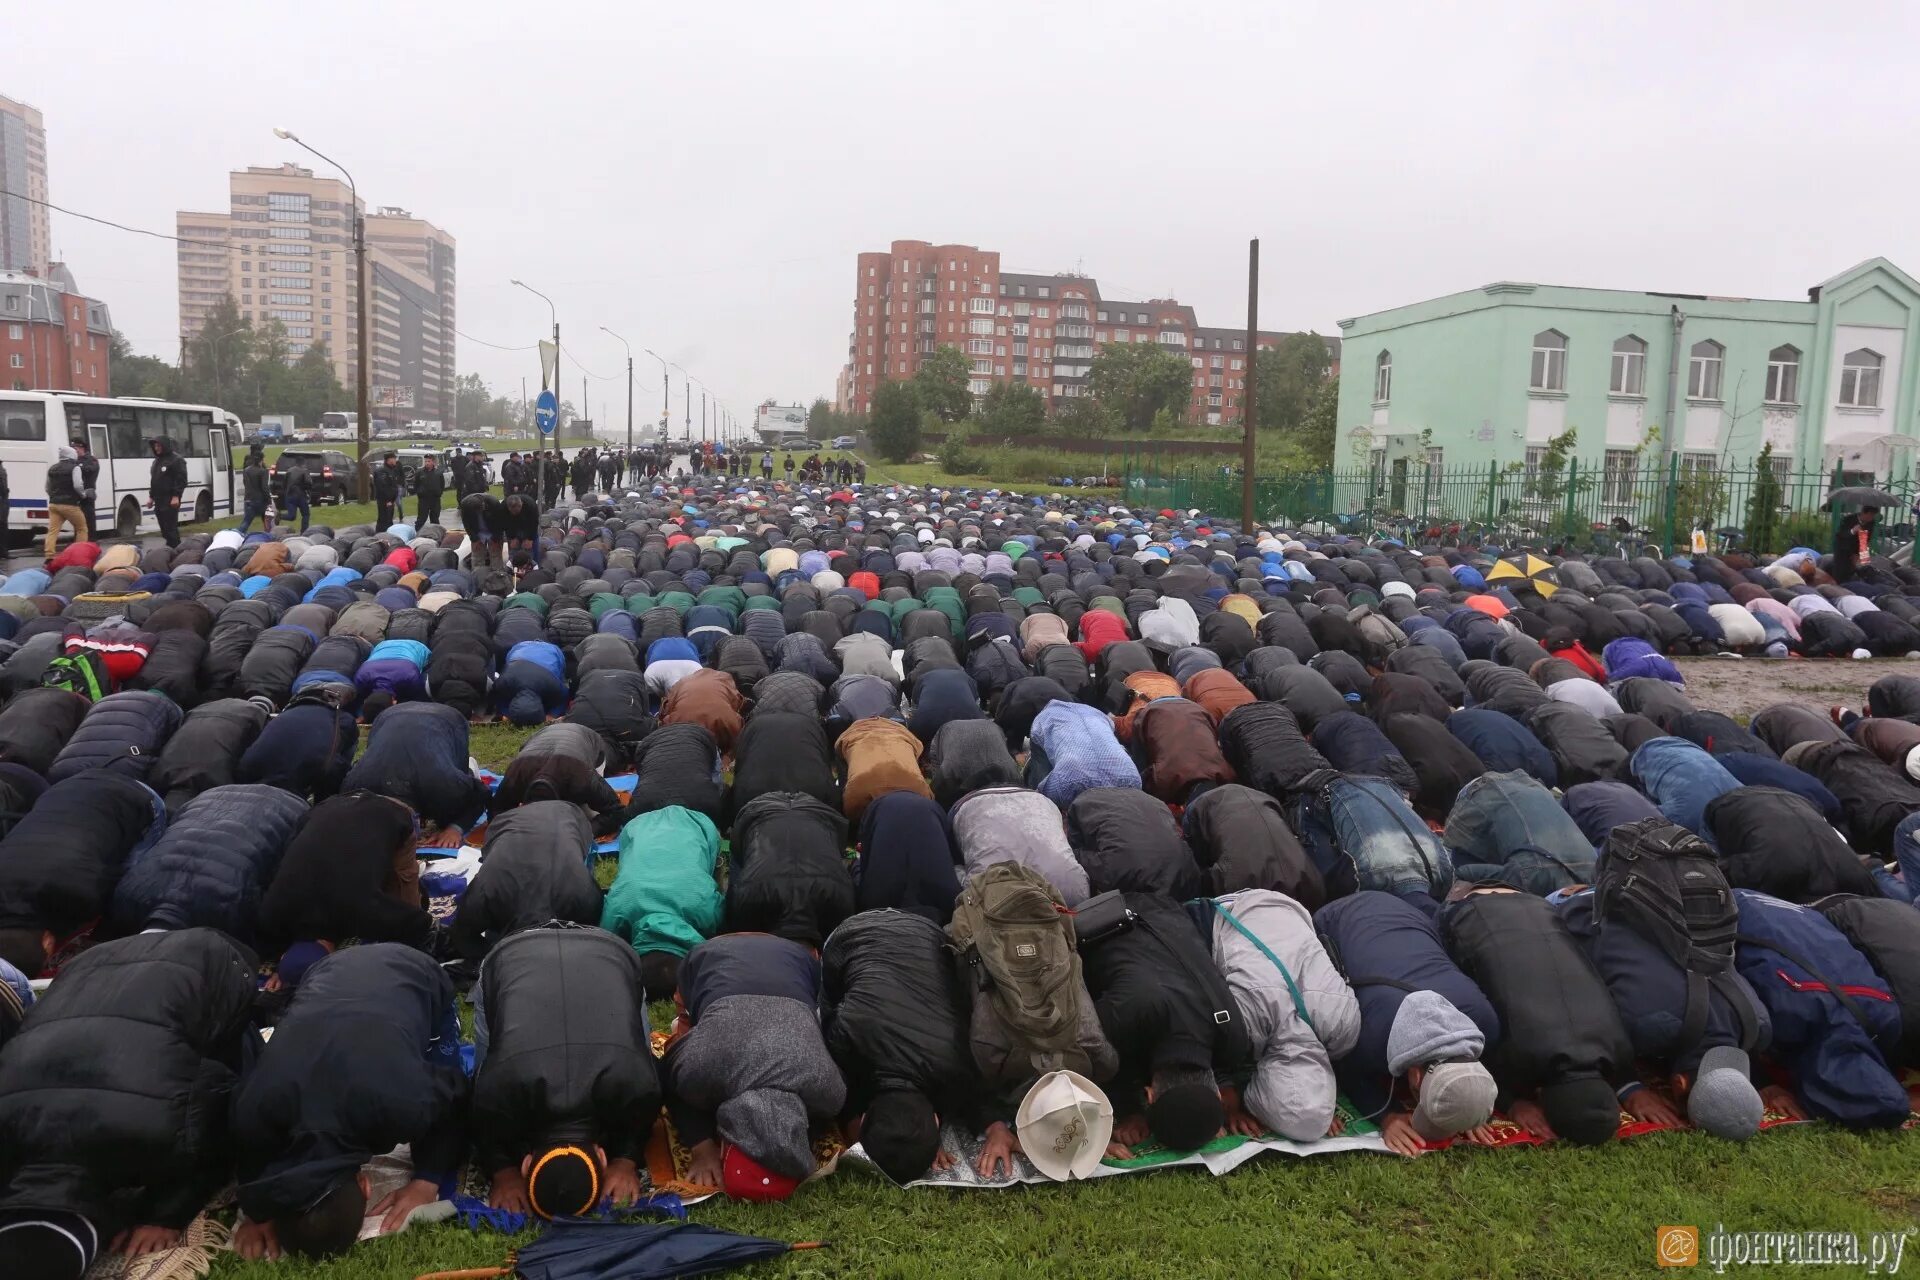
[417,1221,821,1280]
[1828,485,1901,509]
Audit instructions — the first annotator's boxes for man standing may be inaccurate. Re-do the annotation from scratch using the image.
[42,446,90,558]
[71,439,100,539]
[280,455,311,534]
[543,451,563,510]
[237,447,271,535]
[413,453,444,527]
[501,452,526,499]
[597,449,618,491]
[373,452,403,530]
[0,455,9,548]
[762,450,774,483]
[148,437,188,548]
[1833,506,1878,583]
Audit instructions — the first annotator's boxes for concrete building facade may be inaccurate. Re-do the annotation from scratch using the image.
[0,94,49,276]
[844,240,1331,424]
[1,264,113,394]
[1335,258,1920,484]
[176,164,456,422]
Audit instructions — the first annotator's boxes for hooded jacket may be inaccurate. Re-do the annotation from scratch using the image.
[110,784,309,939]
[599,805,725,960]
[0,929,257,1231]
[1313,890,1501,1118]
[1204,890,1361,1141]
[822,909,976,1123]
[473,924,660,1175]
[452,801,602,960]
[1440,889,1635,1105]
[951,786,1089,905]
[341,701,490,831]
[232,944,468,1220]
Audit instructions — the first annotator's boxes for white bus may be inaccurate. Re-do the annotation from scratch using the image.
[318,411,390,441]
[0,392,240,540]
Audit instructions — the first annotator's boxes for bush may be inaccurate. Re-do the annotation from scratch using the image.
[1774,510,1832,556]
[867,381,922,463]
[938,437,987,475]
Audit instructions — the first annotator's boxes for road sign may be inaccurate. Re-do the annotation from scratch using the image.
[535,389,558,436]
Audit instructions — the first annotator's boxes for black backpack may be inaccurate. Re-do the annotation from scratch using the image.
[1594,817,1759,1053]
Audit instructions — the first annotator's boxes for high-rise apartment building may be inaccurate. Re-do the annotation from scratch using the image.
[176,164,457,422]
[0,94,51,276]
[843,239,1336,425]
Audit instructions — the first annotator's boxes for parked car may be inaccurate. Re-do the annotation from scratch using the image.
[270,449,355,504]
[392,447,445,493]
[831,435,858,450]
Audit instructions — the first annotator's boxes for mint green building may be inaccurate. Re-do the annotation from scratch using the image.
[1335,259,1920,498]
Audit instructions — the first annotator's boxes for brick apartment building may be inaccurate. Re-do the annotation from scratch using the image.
[1,263,113,394]
[841,240,1337,424]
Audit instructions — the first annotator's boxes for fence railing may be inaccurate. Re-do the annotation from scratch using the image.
[1123,456,1918,557]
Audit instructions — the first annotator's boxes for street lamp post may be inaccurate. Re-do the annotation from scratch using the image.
[644,349,668,443]
[601,327,633,453]
[274,127,369,499]
[672,364,690,445]
[512,279,558,504]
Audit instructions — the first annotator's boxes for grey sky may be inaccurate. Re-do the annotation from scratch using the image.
[11,0,1919,426]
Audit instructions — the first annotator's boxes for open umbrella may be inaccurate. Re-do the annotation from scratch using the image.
[1484,553,1560,598]
[417,1221,822,1280]
[1828,485,1900,509]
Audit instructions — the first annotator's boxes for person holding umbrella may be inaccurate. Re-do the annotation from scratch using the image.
[1834,505,1878,583]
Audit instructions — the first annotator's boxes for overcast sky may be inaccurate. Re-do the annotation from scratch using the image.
[11,0,1918,427]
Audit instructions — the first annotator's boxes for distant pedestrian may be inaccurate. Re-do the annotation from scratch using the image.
[280,455,312,534]
[414,454,444,527]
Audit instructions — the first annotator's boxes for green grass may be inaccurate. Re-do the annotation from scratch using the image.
[209,1123,1920,1278]
[467,723,540,771]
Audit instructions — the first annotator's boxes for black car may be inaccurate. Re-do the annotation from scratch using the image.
[270,449,354,504]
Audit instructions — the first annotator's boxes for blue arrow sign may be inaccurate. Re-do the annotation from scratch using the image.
[534,389,558,436]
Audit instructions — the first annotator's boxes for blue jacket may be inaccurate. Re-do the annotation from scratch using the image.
[1630,737,1742,841]
[111,784,310,938]
[1446,707,1558,787]
[341,701,489,830]
[1310,711,1417,795]
[237,702,359,800]
[504,639,566,685]
[1733,890,1908,1127]
[1314,890,1500,1117]
[1602,637,1685,685]
[1561,780,1661,852]
[1718,753,1844,827]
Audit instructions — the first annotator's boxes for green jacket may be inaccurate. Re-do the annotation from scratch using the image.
[599,806,724,958]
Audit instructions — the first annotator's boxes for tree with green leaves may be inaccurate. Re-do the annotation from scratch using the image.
[975,381,1047,436]
[1052,395,1114,439]
[868,380,923,462]
[1747,443,1783,553]
[1254,332,1331,436]
[107,331,178,399]
[1088,342,1194,431]
[807,398,835,439]
[913,346,973,424]
[1281,377,1339,469]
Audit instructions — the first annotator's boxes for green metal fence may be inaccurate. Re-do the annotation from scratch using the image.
[1123,456,1919,556]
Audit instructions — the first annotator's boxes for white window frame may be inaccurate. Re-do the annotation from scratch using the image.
[1530,330,1567,392]
[1424,447,1444,488]
[1373,350,1392,403]
[1610,335,1647,396]
[1602,448,1636,506]
[1765,345,1801,404]
[1688,340,1724,400]
[1839,348,1883,408]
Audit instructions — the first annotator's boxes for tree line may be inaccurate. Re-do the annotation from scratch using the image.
[841,333,1339,467]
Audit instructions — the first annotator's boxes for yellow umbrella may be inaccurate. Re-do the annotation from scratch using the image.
[1486,553,1560,597]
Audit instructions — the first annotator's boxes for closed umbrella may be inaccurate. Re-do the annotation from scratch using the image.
[416,1221,821,1280]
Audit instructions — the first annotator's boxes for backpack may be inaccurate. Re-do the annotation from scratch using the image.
[41,650,110,702]
[1593,817,1759,1053]
[948,862,1087,1069]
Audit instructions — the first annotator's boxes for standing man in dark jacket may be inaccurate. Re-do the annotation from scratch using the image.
[821,909,975,1184]
[230,944,467,1261]
[279,455,311,533]
[0,455,8,547]
[372,452,403,530]
[473,924,660,1216]
[0,929,258,1272]
[42,445,90,558]
[597,450,618,491]
[71,439,100,538]
[447,449,470,496]
[457,451,490,499]
[1442,887,1676,1145]
[148,437,188,548]
[570,449,594,500]
[543,450,564,509]
[1080,892,1255,1156]
[1833,507,1877,583]
[500,452,527,498]
[238,447,272,534]
[412,453,443,526]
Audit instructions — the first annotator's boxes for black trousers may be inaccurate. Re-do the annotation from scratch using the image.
[154,498,181,547]
[376,499,395,529]
[416,497,441,526]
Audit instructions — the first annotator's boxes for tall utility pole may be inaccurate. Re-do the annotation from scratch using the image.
[1240,238,1260,535]
[701,389,708,443]
[274,128,370,499]
[674,364,690,442]
[646,349,668,442]
[601,328,634,452]
[511,278,558,501]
